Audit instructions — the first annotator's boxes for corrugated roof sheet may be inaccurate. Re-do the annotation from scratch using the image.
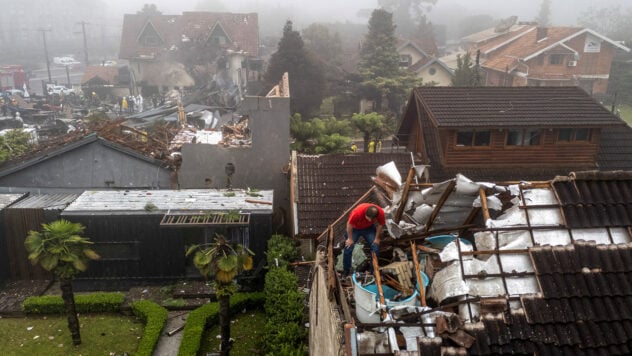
[8,194,80,210]
[0,193,27,209]
[63,189,273,214]
[296,153,415,236]
[412,86,621,128]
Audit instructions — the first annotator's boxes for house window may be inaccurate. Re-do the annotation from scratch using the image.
[549,54,563,65]
[558,128,591,142]
[457,130,490,146]
[400,54,412,67]
[506,129,541,146]
[428,67,437,75]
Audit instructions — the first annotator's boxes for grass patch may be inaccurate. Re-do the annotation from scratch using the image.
[199,309,266,355]
[0,313,143,355]
[618,104,632,126]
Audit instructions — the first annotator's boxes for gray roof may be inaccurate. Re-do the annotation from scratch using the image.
[8,194,80,210]
[62,189,273,214]
[0,193,27,209]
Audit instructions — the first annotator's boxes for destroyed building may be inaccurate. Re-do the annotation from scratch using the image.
[309,164,632,355]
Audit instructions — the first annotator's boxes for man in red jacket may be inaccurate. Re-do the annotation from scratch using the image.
[342,203,386,277]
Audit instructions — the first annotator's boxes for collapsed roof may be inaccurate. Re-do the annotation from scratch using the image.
[315,166,632,354]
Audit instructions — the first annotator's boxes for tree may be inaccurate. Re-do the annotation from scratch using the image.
[378,0,437,38]
[358,9,421,114]
[137,3,161,15]
[24,220,100,345]
[186,234,254,356]
[264,21,325,117]
[351,112,386,151]
[290,114,353,153]
[535,0,552,27]
[578,5,632,47]
[451,51,483,87]
[302,24,343,65]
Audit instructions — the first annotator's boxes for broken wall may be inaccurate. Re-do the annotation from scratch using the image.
[178,95,290,232]
[310,264,346,355]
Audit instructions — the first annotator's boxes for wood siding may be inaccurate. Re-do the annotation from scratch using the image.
[437,129,600,168]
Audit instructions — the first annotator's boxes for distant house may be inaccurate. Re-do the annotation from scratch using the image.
[395,86,632,182]
[119,11,261,95]
[462,22,630,94]
[397,38,453,86]
[81,65,131,99]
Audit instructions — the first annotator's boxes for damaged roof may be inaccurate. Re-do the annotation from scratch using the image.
[315,170,632,355]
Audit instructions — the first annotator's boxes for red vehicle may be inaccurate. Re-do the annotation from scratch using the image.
[0,65,28,92]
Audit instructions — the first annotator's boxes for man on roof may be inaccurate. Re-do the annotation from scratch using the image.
[342,203,385,277]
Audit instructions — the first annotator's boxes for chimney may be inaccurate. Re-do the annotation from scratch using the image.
[536,27,548,42]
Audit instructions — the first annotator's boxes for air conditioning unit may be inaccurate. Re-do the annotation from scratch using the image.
[567,60,577,67]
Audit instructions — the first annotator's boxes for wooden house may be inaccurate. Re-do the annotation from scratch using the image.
[395,86,632,182]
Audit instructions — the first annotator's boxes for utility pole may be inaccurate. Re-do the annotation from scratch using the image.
[37,28,52,83]
[78,21,89,66]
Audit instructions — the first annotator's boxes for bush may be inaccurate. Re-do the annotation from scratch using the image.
[266,234,299,268]
[178,292,265,356]
[22,292,125,314]
[131,300,168,356]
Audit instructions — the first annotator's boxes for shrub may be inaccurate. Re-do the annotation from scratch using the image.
[131,300,168,356]
[178,292,264,356]
[22,292,125,314]
[266,234,299,268]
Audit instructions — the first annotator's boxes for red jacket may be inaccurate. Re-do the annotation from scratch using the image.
[348,203,385,230]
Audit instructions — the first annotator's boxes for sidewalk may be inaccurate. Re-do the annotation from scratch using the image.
[153,311,189,356]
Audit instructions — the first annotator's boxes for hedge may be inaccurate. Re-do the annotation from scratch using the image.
[22,292,125,314]
[131,300,169,356]
[178,292,265,356]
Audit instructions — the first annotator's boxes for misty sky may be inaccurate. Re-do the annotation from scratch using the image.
[107,0,631,28]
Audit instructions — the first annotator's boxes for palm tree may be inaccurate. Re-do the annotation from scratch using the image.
[24,220,100,346]
[186,234,254,356]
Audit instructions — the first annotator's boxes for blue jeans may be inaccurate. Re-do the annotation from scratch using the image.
[343,226,379,273]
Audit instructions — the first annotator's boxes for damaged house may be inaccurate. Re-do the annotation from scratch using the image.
[309,167,632,355]
[119,11,262,97]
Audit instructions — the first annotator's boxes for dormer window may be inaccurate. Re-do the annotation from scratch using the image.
[138,22,163,47]
[400,54,412,67]
[208,22,231,47]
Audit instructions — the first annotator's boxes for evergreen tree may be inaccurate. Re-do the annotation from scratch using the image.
[378,0,437,38]
[536,0,552,27]
[264,21,325,117]
[358,9,421,114]
[290,114,352,154]
[451,51,483,87]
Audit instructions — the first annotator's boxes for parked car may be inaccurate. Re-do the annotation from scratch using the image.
[47,85,77,96]
[3,89,24,97]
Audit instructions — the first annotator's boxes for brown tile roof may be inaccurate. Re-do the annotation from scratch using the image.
[295,153,415,237]
[409,86,622,128]
[597,125,632,171]
[81,66,119,84]
[398,37,439,57]
[119,12,259,60]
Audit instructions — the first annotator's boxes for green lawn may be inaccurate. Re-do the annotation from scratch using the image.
[618,104,632,126]
[0,313,143,356]
[199,309,266,355]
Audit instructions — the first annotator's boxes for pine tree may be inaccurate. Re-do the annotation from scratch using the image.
[451,51,483,87]
[264,21,325,117]
[358,9,421,114]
